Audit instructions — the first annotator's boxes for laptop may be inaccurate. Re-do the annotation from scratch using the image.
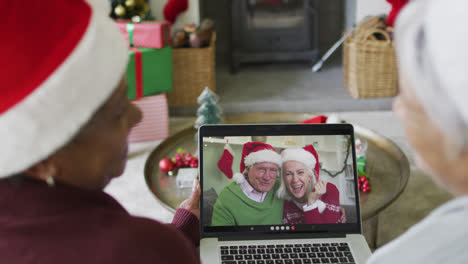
[199,124,372,264]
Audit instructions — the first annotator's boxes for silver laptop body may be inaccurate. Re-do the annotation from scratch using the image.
[199,124,372,264]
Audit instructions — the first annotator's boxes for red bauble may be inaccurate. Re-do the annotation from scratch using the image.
[190,159,198,168]
[184,154,192,166]
[159,158,175,174]
[174,159,184,168]
[175,153,185,163]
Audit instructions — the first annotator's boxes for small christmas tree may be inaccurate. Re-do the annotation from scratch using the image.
[195,87,222,129]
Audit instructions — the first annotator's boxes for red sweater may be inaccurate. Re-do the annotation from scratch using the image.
[0,178,200,264]
[282,182,341,224]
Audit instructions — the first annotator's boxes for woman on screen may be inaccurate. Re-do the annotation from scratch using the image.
[277,145,341,224]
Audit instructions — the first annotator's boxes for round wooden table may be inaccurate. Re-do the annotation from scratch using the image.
[144,113,410,249]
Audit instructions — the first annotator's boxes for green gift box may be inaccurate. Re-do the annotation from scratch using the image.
[126,46,173,100]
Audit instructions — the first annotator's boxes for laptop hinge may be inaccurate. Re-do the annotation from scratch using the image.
[218,232,345,241]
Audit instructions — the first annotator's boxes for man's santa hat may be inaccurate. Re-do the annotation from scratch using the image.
[0,0,128,178]
[232,141,281,184]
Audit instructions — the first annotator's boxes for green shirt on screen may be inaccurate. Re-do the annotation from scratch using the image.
[211,180,284,226]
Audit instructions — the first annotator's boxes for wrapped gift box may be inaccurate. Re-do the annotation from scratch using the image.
[128,94,169,143]
[127,46,173,99]
[116,21,171,49]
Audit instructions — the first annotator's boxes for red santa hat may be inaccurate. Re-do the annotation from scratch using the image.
[0,0,128,178]
[281,145,320,182]
[232,141,281,184]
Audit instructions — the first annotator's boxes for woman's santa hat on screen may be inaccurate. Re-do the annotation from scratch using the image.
[218,141,281,184]
[281,145,320,182]
[0,0,128,178]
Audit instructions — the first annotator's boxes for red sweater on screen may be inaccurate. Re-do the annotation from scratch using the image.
[0,178,200,264]
[282,182,341,224]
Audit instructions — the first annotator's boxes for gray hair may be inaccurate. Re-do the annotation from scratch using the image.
[276,162,317,201]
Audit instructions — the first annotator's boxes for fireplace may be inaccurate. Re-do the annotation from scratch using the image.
[230,0,319,72]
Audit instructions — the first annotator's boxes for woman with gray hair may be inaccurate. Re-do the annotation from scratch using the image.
[367,0,468,263]
[277,145,342,224]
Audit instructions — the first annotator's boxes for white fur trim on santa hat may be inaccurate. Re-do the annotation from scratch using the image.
[244,149,282,169]
[0,3,128,178]
[395,0,468,153]
[233,172,245,184]
[281,148,316,173]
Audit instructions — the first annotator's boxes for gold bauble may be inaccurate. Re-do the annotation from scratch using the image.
[125,0,136,8]
[114,4,126,17]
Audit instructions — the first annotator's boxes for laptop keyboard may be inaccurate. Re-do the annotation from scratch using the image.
[220,242,355,264]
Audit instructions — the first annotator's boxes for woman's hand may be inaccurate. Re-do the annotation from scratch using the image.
[179,179,201,220]
[307,180,327,206]
[337,207,347,223]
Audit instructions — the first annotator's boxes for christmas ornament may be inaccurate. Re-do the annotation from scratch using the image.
[358,174,371,193]
[159,158,175,174]
[114,4,126,17]
[125,0,136,8]
[160,149,198,176]
[194,87,222,130]
[355,137,371,192]
[110,0,152,21]
[355,138,368,159]
[173,153,186,169]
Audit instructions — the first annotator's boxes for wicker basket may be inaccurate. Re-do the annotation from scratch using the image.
[343,19,398,98]
[167,33,216,106]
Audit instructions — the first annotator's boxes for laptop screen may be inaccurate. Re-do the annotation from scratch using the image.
[199,124,361,237]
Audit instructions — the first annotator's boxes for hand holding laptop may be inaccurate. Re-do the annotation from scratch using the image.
[179,179,201,220]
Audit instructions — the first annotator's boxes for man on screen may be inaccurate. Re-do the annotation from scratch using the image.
[211,142,284,226]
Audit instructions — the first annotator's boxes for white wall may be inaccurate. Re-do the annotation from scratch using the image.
[149,0,200,29]
[356,0,391,22]
[345,0,392,28]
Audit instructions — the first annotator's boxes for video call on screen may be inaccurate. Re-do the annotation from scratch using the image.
[201,135,358,229]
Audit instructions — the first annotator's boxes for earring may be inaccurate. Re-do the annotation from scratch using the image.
[46,175,55,187]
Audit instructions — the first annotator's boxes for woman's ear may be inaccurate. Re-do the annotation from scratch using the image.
[23,159,57,183]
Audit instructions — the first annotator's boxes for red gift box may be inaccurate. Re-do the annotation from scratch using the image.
[116,21,171,49]
[128,94,169,143]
